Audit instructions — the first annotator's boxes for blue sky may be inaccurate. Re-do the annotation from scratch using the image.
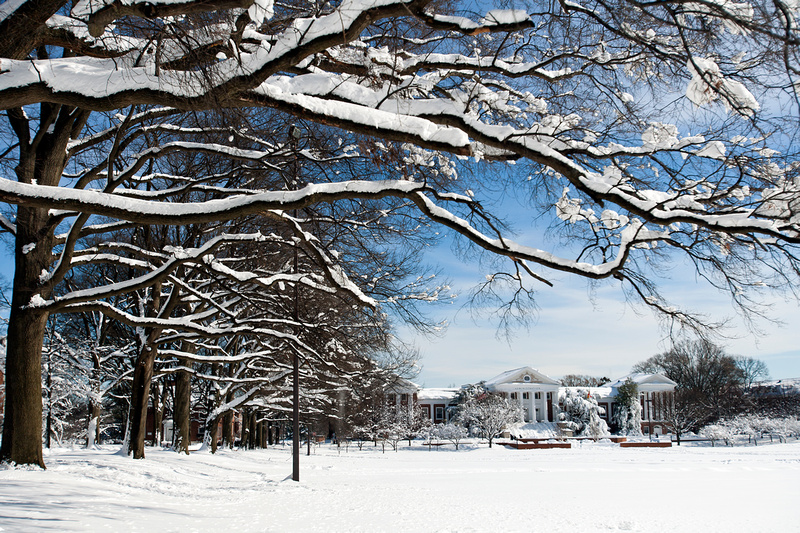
[405,237,800,388]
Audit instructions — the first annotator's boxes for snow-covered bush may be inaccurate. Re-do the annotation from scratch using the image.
[431,423,469,450]
[701,415,800,445]
[700,422,734,446]
[558,388,609,439]
[612,378,642,436]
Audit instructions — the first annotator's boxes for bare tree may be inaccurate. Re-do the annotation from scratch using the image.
[657,390,705,446]
[735,356,770,389]
[561,375,611,387]
[634,339,746,424]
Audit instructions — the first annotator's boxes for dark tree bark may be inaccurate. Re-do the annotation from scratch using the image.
[127,281,163,459]
[127,340,158,459]
[127,278,186,458]
[258,419,266,448]
[240,407,250,449]
[249,411,257,449]
[0,203,57,467]
[222,402,234,449]
[174,357,192,454]
[209,415,220,454]
[1,305,48,468]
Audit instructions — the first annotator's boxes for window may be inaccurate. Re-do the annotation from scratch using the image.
[388,393,396,404]
[400,393,409,403]
[522,392,530,400]
[534,392,542,400]
[523,375,531,382]
[420,405,431,419]
[510,392,518,400]
[435,406,445,421]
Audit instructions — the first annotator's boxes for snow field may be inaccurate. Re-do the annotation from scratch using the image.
[0,440,797,532]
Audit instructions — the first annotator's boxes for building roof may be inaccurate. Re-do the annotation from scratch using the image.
[385,376,420,393]
[484,366,560,387]
[750,378,800,397]
[417,388,460,402]
[605,373,677,389]
[560,386,615,399]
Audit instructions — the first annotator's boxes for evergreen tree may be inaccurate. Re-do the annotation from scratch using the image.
[613,379,642,436]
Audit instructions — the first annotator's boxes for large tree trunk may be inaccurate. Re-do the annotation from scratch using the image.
[0,205,55,468]
[1,105,89,467]
[250,412,258,449]
[127,337,159,459]
[258,419,266,449]
[240,408,250,449]
[174,358,192,454]
[127,281,163,459]
[222,392,234,448]
[1,305,48,467]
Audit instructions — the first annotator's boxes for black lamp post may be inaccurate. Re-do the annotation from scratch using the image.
[289,124,302,482]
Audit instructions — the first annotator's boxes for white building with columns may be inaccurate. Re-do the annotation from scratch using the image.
[483,366,561,423]
[391,366,676,433]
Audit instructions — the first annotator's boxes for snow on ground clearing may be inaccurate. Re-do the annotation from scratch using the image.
[1,440,798,532]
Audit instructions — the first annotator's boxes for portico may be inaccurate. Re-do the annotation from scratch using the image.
[484,367,561,423]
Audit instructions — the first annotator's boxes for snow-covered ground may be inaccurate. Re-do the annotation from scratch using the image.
[1,440,798,532]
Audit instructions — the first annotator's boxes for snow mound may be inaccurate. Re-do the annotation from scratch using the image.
[510,422,559,439]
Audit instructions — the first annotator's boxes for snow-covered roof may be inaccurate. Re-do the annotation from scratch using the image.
[751,378,800,397]
[560,386,615,399]
[417,388,459,402]
[484,366,560,387]
[385,376,420,393]
[605,373,676,389]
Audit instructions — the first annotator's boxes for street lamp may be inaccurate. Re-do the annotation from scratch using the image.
[289,125,302,482]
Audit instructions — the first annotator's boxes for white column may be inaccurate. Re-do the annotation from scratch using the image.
[530,392,536,422]
[539,390,547,422]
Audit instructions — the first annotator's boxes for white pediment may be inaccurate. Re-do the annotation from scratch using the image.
[485,366,560,387]
[607,373,677,390]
